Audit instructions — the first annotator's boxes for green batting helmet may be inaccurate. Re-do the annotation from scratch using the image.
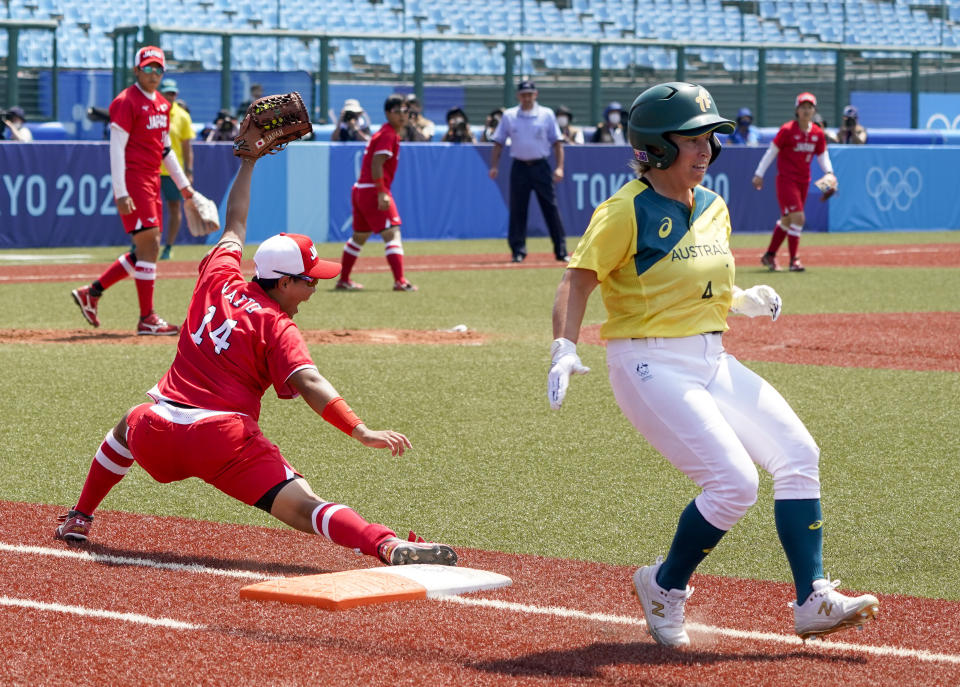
[628,82,735,170]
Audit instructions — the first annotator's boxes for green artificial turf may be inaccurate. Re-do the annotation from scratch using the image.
[1,231,958,600]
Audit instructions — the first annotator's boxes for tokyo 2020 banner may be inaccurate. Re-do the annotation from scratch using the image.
[0,143,956,248]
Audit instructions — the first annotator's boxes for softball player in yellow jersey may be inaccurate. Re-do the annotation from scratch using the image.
[549,83,878,648]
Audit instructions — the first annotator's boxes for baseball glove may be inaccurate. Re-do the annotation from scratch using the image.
[814,173,838,201]
[233,91,312,158]
[184,190,220,237]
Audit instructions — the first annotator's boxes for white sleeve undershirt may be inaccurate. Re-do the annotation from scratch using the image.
[816,149,834,176]
[753,142,779,178]
[109,122,130,198]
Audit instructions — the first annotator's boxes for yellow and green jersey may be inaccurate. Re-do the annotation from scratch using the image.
[569,178,735,339]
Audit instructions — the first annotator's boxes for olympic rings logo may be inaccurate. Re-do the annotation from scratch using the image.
[925,113,960,130]
[864,166,922,212]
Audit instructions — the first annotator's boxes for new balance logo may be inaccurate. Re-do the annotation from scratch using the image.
[818,601,833,616]
[651,600,665,618]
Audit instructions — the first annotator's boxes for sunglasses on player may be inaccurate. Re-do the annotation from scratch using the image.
[277,271,319,287]
[140,64,164,75]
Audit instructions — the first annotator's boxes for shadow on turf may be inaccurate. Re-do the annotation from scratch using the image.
[77,541,334,578]
[470,641,867,678]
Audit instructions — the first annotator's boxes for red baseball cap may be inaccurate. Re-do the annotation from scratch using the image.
[136,45,166,70]
[795,92,817,108]
[253,233,341,281]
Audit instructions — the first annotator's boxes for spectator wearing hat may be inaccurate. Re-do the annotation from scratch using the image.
[332,98,372,142]
[2,106,33,142]
[555,105,583,145]
[158,78,196,260]
[400,94,435,142]
[837,105,867,144]
[488,80,568,263]
[727,107,759,146]
[441,107,475,143]
[590,101,628,144]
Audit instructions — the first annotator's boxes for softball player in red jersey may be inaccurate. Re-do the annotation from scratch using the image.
[549,82,877,648]
[55,154,457,568]
[336,93,418,292]
[70,46,199,335]
[752,92,836,272]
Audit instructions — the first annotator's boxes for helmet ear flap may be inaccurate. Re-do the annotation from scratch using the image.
[708,133,722,165]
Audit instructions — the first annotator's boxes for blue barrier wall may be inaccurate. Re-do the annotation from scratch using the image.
[0,143,956,248]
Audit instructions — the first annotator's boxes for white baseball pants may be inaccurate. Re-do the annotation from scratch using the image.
[607,334,820,531]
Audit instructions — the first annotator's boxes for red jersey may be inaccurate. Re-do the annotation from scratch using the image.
[155,246,316,421]
[357,124,400,189]
[109,84,171,176]
[773,120,827,184]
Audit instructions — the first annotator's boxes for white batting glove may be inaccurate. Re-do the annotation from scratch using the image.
[730,285,782,322]
[548,337,590,410]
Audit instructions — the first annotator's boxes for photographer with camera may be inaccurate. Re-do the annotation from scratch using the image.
[1,106,33,142]
[441,107,475,143]
[202,110,239,142]
[400,94,434,142]
[481,107,504,143]
[837,105,867,145]
[331,98,372,142]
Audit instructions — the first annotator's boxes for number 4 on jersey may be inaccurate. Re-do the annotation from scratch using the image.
[191,305,238,354]
[702,281,713,299]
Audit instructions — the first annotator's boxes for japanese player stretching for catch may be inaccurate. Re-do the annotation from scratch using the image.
[71,46,198,335]
[336,94,418,292]
[752,92,835,272]
[55,149,457,568]
[548,82,877,648]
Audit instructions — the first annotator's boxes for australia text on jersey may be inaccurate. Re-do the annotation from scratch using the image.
[671,242,729,261]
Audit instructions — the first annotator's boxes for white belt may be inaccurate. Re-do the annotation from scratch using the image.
[354,183,376,189]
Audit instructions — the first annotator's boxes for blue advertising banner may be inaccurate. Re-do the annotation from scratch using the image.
[2,142,955,248]
[0,143,238,248]
[827,146,960,231]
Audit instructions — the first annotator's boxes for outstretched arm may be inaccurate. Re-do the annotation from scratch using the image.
[287,368,412,457]
[220,158,256,248]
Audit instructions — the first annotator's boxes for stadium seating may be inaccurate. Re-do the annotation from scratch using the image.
[4,0,960,75]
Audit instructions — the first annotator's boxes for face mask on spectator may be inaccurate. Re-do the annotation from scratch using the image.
[608,112,621,125]
[557,115,570,128]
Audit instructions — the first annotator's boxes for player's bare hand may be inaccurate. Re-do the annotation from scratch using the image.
[553,167,564,183]
[116,196,136,215]
[353,426,412,457]
[377,192,390,211]
[489,167,499,180]
[752,175,763,190]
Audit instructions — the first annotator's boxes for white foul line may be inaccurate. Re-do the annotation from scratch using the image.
[0,595,204,630]
[0,542,275,580]
[4,542,960,665]
[437,596,960,665]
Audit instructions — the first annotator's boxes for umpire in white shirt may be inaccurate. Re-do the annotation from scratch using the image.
[488,80,568,263]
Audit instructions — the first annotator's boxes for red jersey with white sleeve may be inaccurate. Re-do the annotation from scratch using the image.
[773,120,827,184]
[154,245,317,421]
[109,84,171,176]
[357,124,400,189]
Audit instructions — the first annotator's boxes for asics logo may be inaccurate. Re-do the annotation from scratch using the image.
[658,217,672,238]
[818,601,833,616]
[808,520,823,530]
[865,166,922,212]
[651,600,665,618]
